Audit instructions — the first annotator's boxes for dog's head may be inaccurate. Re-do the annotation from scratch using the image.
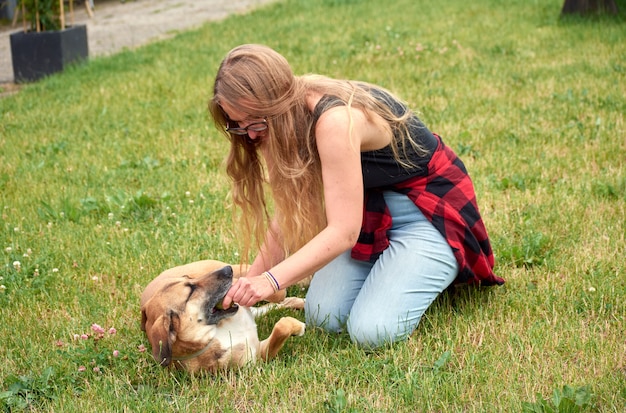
[140,265,239,367]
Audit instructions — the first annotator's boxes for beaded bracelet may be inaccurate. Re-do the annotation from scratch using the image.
[262,270,280,292]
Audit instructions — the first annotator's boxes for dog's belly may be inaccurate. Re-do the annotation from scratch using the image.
[213,307,261,366]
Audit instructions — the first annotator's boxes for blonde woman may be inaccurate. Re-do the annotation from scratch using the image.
[210,44,503,349]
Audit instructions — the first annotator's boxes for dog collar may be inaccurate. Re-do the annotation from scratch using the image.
[172,338,214,362]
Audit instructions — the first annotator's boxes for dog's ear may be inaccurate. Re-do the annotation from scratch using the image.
[140,306,148,332]
[140,296,158,332]
[144,308,177,367]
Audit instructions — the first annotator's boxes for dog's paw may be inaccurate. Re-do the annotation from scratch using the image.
[294,320,305,337]
[266,289,287,303]
[279,316,306,337]
[280,297,305,310]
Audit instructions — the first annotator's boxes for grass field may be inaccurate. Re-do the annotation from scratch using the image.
[1,0,625,411]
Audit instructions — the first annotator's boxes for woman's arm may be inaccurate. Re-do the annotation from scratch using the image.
[222,106,377,308]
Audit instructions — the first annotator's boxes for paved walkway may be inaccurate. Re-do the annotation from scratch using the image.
[0,0,277,84]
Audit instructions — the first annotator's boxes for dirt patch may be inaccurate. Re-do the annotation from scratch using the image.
[0,81,21,98]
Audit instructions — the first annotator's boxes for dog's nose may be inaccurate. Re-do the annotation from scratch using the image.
[217,265,233,279]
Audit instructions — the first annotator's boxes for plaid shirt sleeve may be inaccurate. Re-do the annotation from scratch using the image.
[351,136,504,286]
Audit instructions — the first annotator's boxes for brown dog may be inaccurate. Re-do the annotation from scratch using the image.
[140,260,305,373]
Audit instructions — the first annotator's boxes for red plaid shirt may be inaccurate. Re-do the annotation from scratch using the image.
[351,135,504,286]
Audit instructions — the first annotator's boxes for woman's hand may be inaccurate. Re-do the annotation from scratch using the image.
[221,274,276,308]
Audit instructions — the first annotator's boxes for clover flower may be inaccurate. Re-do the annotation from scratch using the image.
[66,323,134,375]
[91,323,105,334]
[91,323,106,339]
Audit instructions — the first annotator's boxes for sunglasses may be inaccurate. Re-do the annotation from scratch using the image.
[225,118,268,136]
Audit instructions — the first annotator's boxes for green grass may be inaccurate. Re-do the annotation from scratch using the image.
[1,0,625,411]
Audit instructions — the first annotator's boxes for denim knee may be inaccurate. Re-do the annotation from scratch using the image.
[304,250,370,333]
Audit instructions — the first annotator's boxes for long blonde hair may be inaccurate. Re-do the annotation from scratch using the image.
[209,44,426,265]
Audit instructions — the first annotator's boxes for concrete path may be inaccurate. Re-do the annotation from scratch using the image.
[0,0,277,84]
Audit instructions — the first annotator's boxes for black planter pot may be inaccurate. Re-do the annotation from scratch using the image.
[10,24,89,83]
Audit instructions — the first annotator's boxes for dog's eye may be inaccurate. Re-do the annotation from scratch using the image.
[185,283,197,301]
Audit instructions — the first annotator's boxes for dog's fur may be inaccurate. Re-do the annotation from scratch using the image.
[140,260,305,373]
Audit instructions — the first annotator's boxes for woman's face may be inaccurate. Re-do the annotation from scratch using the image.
[220,101,268,143]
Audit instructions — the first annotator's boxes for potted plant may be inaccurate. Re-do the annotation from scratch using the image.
[10,0,88,83]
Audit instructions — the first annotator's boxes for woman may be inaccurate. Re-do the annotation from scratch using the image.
[209,44,504,349]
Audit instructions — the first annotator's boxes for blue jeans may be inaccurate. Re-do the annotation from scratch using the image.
[305,191,458,349]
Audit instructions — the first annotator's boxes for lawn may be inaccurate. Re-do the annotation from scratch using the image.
[1,0,625,411]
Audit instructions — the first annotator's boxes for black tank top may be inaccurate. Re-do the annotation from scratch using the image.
[311,87,438,189]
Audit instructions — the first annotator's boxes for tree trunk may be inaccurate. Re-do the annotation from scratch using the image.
[561,0,619,15]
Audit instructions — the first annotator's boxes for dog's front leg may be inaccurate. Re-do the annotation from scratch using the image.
[249,297,305,319]
[259,317,305,361]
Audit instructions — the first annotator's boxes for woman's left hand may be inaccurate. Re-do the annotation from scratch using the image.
[221,274,275,308]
